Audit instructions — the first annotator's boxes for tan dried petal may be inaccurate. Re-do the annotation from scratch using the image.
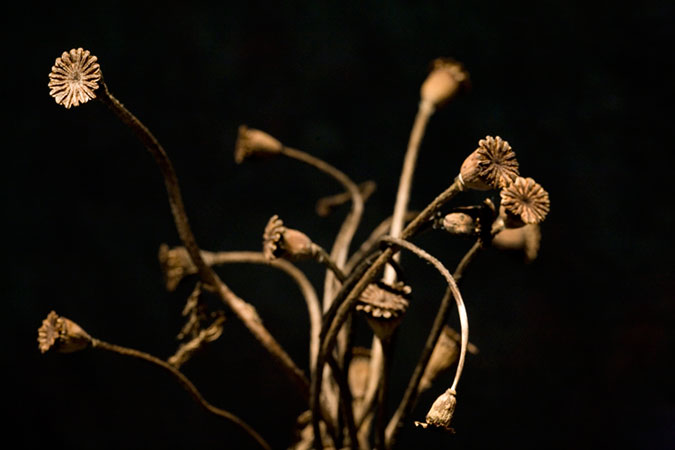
[234,125,283,164]
[492,223,542,262]
[48,48,101,109]
[38,311,91,353]
[158,244,197,291]
[460,136,519,190]
[420,58,469,107]
[500,177,550,225]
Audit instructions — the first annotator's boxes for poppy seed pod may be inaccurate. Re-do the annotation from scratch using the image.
[158,244,197,292]
[356,281,411,341]
[499,176,550,227]
[441,212,478,236]
[415,388,457,431]
[420,58,469,108]
[493,223,542,262]
[38,311,92,354]
[234,125,283,164]
[262,215,318,261]
[459,136,519,191]
[48,48,101,109]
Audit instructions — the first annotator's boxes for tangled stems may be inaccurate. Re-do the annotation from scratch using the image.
[311,178,464,448]
[90,339,271,450]
[96,83,309,400]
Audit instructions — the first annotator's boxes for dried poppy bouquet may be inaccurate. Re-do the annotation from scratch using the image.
[40,49,550,449]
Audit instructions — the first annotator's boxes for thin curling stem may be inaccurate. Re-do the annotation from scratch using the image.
[202,250,322,375]
[96,84,309,400]
[311,178,464,449]
[90,339,271,450]
[380,236,472,449]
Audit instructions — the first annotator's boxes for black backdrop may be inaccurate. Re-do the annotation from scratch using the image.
[7,2,674,449]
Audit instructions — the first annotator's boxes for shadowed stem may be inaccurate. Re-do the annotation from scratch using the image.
[311,178,464,448]
[96,84,309,400]
[90,338,271,450]
[382,236,480,449]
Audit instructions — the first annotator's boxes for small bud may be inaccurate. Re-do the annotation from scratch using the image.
[493,223,542,262]
[415,389,457,432]
[441,212,478,236]
[158,244,197,291]
[234,125,283,164]
[48,48,101,109]
[262,215,318,261]
[420,58,469,108]
[499,176,550,227]
[38,311,92,354]
[459,136,519,191]
[356,281,411,341]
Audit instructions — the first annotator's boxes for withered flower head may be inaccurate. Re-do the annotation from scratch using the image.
[38,311,91,354]
[262,215,316,261]
[500,177,550,227]
[492,223,542,262]
[420,58,469,108]
[356,281,411,340]
[234,125,283,164]
[459,136,519,191]
[158,244,197,292]
[48,48,101,109]
[415,388,457,431]
[441,212,478,236]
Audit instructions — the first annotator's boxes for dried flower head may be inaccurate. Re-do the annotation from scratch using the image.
[356,281,411,340]
[459,136,519,191]
[234,125,283,164]
[158,244,197,291]
[493,223,542,262]
[48,48,101,109]
[441,212,478,236]
[500,177,550,226]
[38,311,91,354]
[415,388,457,431]
[262,215,317,261]
[420,58,469,108]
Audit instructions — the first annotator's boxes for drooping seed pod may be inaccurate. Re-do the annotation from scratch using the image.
[348,347,371,404]
[356,281,411,341]
[420,58,470,108]
[38,311,92,354]
[492,223,542,262]
[415,388,457,432]
[459,136,519,191]
[48,48,101,109]
[499,176,550,227]
[158,244,197,292]
[262,215,318,261]
[234,125,283,164]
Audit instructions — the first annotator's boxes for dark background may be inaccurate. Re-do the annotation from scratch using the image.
[7,1,674,449]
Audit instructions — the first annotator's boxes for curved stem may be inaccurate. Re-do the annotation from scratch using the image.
[380,236,472,449]
[202,250,322,375]
[97,85,308,400]
[325,355,359,450]
[311,179,464,448]
[90,338,271,450]
[316,180,376,217]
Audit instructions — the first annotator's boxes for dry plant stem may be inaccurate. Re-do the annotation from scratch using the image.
[375,337,393,449]
[202,250,322,374]
[90,338,271,450]
[311,179,464,448]
[383,237,480,449]
[316,180,376,217]
[325,355,359,450]
[96,84,309,400]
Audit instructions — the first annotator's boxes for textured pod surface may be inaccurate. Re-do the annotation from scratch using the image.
[48,48,101,109]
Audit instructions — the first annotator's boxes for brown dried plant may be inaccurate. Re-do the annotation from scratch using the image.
[39,48,551,449]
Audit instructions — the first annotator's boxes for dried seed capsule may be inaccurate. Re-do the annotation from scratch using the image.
[441,212,477,236]
[158,244,197,292]
[262,215,318,261]
[234,125,283,164]
[48,48,101,109]
[424,389,457,431]
[356,281,411,340]
[500,176,550,227]
[492,223,542,262]
[38,311,92,354]
[459,136,519,191]
[420,58,469,108]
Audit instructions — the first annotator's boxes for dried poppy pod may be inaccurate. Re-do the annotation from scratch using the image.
[419,326,480,393]
[459,136,519,191]
[499,176,550,228]
[38,311,92,354]
[356,281,411,341]
[158,244,197,291]
[348,347,371,403]
[415,388,457,431]
[440,212,478,236]
[48,48,101,109]
[234,125,283,164]
[493,223,542,262]
[420,58,470,109]
[262,215,319,261]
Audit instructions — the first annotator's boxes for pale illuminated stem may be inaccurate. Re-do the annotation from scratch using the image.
[91,339,271,450]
